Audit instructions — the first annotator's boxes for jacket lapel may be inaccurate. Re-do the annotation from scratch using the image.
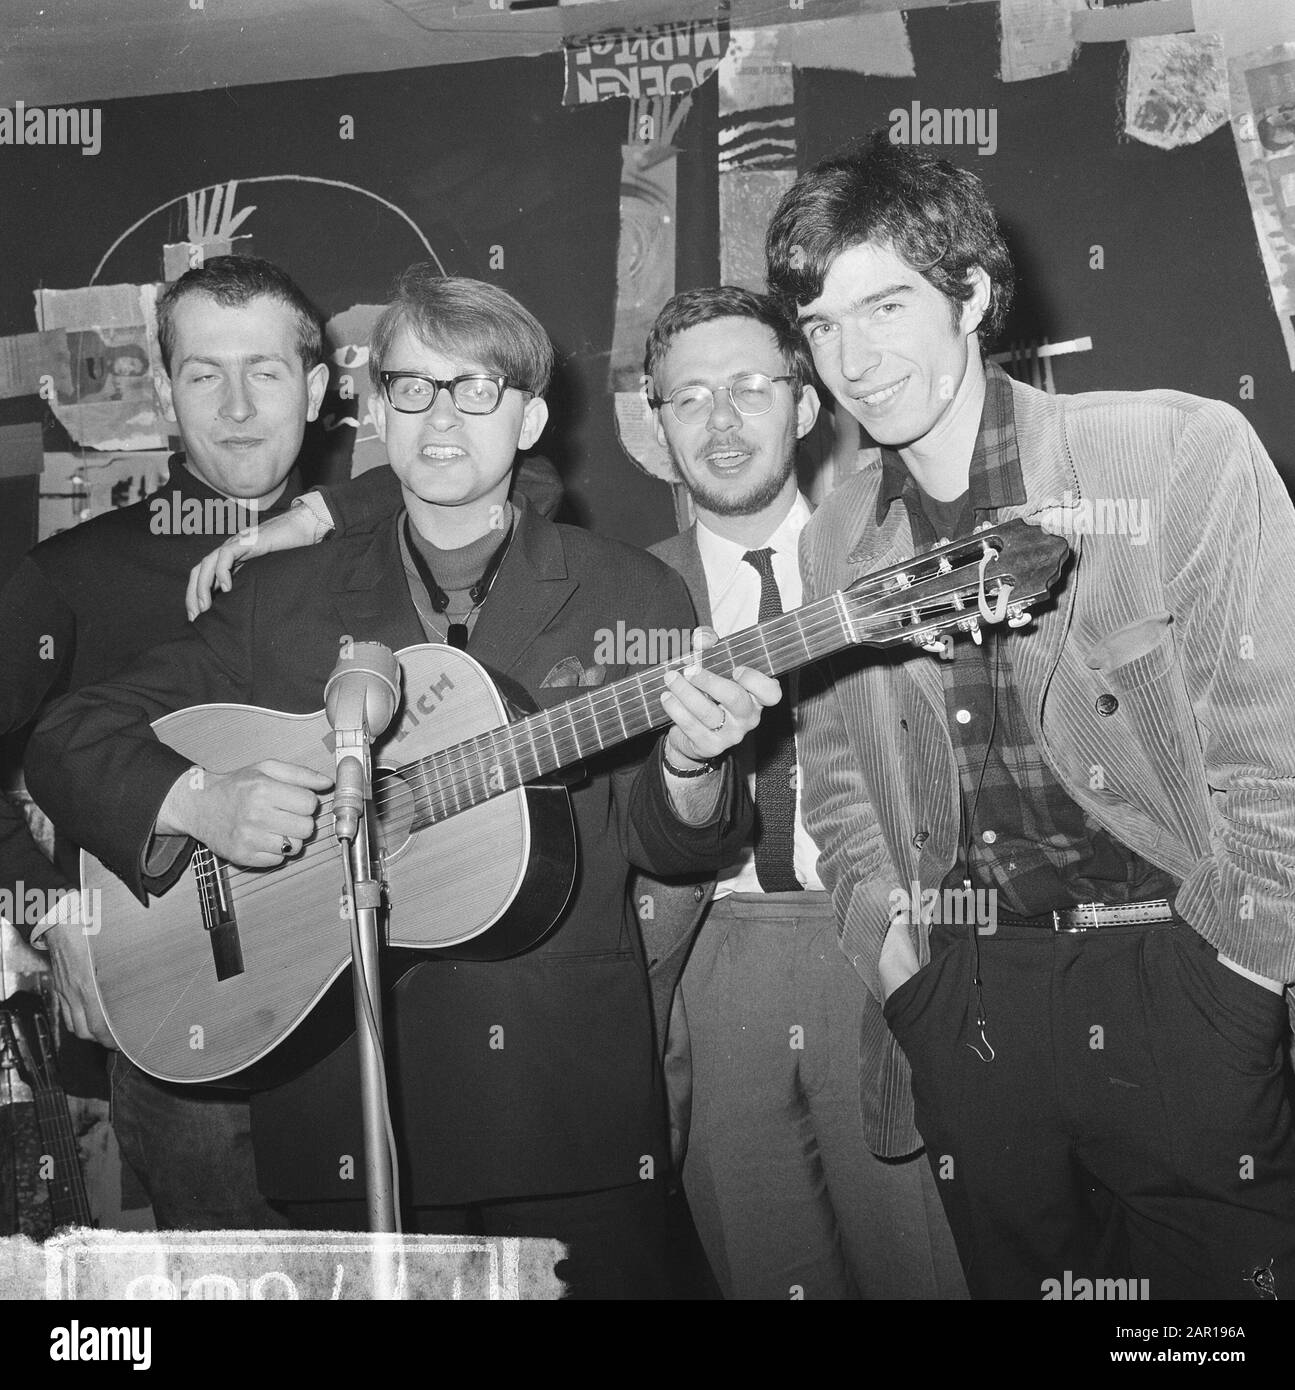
[329,517,428,653]
[843,484,947,723]
[990,380,1083,722]
[467,503,578,679]
[675,528,711,626]
[650,526,711,627]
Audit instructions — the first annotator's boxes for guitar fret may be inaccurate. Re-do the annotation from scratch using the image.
[415,762,441,827]
[635,672,655,730]
[609,688,629,745]
[544,701,576,769]
[519,721,541,784]
[490,724,523,795]
[539,708,561,769]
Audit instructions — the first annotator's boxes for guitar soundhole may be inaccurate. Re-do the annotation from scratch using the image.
[372,766,416,860]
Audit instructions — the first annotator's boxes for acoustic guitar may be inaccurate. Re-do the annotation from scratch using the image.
[81,519,1069,1086]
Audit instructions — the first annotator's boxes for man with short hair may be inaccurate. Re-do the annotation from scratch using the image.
[0,253,329,1228]
[637,285,965,1299]
[766,132,1295,1299]
[28,268,777,1295]
[185,283,967,1298]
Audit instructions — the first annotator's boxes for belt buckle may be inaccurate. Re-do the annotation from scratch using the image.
[1053,902,1103,933]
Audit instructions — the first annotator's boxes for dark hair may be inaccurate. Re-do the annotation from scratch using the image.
[367,267,554,398]
[156,255,325,374]
[765,131,1015,347]
[643,285,813,393]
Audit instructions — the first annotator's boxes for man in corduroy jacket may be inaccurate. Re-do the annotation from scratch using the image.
[767,133,1295,1300]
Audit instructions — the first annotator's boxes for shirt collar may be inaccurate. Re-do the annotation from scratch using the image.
[695,492,812,591]
[874,360,1026,525]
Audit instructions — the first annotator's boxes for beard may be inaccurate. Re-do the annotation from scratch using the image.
[667,439,797,518]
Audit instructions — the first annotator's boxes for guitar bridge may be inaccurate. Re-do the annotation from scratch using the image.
[193,847,244,980]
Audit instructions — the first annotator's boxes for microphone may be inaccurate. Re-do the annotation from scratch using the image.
[325,640,401,842]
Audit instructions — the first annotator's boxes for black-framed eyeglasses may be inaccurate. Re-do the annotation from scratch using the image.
[379,371,532,416]
[648,372,798,425]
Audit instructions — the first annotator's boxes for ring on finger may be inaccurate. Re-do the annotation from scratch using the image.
[712,706,728,733]
[281,838,293,856]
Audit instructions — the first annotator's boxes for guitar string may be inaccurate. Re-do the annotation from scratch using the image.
[209,568,1012,900]
[205,545,1005,879]
[4,1008,90,1220]
[217,593,897,860]
[371,566,1000,816]
[212,568,1007,899]
[255,563,1000,840]
[203,601,871,898]
[204,575,989,911]
[32,1100,82,1183]
[31,1089,89,1215]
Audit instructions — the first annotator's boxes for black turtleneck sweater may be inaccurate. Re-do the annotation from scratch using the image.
[1,455,303,934]
[399,505,513,645]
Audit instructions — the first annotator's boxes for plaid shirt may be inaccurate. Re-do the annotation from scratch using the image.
[877,363,1178,916]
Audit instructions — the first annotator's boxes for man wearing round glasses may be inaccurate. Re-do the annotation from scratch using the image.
[637,286,964,1300]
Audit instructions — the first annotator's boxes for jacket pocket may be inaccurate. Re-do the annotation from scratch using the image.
[1085,611,1174,690]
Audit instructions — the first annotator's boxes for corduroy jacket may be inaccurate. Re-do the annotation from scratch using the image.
[799,374,1295,1156]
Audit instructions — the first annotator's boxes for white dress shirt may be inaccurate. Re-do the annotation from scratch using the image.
[695,493,824,896]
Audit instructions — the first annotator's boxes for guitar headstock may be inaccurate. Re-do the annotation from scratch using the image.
[842,518,1070,649]
[0,990,59,1093]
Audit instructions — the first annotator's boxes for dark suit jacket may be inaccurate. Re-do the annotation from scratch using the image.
[27,501,752,1205]
[634,528,716,1045]
[0,458,303,931]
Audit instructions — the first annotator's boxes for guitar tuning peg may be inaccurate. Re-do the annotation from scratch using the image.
[1006,604,1033,629]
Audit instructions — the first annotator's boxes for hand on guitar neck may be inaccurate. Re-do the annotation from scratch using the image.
[659,626,781,825]
[157,759,333,868]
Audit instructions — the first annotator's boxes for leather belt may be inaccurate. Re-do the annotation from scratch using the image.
[995,898,1175,933]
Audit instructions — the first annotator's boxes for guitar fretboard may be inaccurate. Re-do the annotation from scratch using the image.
[32,1084,91,1228]
[400,593,857,831]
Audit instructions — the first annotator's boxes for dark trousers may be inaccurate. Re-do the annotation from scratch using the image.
[109,1053,286,1230]
[275,1181,672,1299]
[883,917,1295,1300]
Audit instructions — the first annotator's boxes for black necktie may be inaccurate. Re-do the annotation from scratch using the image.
[742,548,802,893]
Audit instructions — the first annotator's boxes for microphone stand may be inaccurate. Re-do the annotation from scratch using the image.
[334,732,400,1297]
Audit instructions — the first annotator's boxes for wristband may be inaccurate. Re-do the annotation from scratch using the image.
[662,748,720,779]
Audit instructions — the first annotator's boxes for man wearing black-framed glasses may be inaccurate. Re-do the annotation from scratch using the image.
[29,268,779,1297]
[178,279,967,1300]
[378,370,531,416]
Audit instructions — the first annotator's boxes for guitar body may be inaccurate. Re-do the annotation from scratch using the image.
[74,522,1070,1090]
[82,645,576,1087]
